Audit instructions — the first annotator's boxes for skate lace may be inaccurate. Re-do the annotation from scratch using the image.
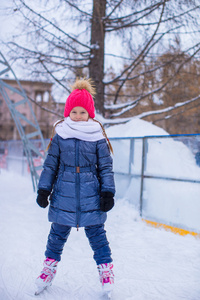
[98,264,114,280]
[41,267,54,277]
[101,270,113,279]
[43,259,58,271]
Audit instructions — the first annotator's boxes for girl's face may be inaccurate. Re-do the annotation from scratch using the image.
[69,106,89,122]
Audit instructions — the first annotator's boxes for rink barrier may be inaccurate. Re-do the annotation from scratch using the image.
[143,219,200,238]
[109,134,200,234]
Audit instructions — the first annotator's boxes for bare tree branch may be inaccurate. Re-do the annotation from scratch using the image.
[106,2,165,31]
[17,0,91,50]
[63,0,92,17]
[104,26,181,86]
[153,100,200,124]
[106,1,165,24]
[8,41,89,62]
[109,43,200,117]
[39,59,71,93]
[135,93,200,120]
[106,3,200,31]
[104,0,124,20]
[113,0,167,104]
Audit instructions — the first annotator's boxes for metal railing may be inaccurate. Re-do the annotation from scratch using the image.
[0,51,46,191]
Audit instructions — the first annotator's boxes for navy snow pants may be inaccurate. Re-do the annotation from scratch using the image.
[45,223,112,265]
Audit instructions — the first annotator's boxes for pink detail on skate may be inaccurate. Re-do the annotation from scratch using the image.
[36,258,58,286]
[40,274,48,280]
[98,263,114,288]
[45,258,58,266]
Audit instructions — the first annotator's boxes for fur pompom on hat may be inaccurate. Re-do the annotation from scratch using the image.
[64,78,96,118]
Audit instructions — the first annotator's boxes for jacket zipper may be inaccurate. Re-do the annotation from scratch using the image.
[75,140,80,231]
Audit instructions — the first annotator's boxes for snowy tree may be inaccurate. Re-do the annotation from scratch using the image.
[4,0,200,119]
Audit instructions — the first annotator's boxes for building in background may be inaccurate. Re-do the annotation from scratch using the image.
[0,79,64,140]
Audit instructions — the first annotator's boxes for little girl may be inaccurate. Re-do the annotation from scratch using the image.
[35,78,115,296]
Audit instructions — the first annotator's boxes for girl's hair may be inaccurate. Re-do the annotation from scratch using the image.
[93,119,113,154]
[46,118,113,154]
[46,119,64,151]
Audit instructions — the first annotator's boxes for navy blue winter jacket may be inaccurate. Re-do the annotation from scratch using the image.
[38,134,115,228]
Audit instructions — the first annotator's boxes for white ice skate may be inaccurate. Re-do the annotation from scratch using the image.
[35,257,58,295]
[98,263,114,299]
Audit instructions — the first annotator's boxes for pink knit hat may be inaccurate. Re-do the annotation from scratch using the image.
[64,79,95,118]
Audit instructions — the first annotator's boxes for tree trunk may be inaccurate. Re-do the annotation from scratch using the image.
[89,0,106,116]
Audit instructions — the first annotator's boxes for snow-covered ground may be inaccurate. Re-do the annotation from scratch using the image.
[0,169,200,300]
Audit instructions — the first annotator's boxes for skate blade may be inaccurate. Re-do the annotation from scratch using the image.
[104,291,112,299]
[35,286,47,295]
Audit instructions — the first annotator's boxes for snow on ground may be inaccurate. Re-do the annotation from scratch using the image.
[106,119,200,180]
[0,170,200,300]
[106,118,169,138]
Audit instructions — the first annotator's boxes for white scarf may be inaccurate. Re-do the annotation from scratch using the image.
[55,117,105,142]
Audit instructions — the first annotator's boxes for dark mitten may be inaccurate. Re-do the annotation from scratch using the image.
[36,189,50,208]
[100,191,114,212]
